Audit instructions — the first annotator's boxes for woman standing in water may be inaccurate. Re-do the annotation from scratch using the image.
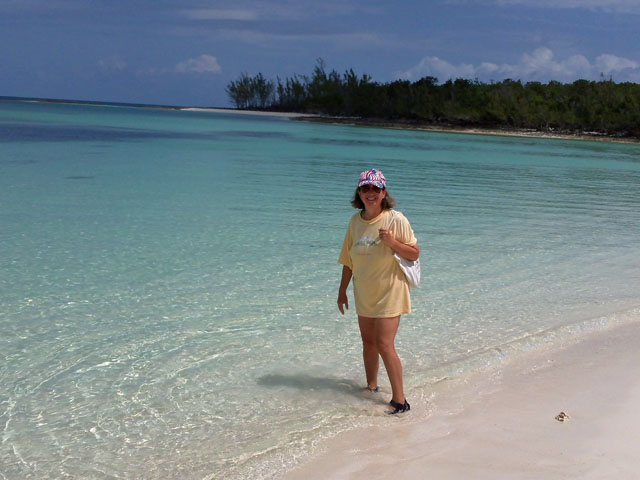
[337,169,419,415]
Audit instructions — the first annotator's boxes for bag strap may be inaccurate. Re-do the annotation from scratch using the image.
[388,211,398,229]
[375,211,398,245]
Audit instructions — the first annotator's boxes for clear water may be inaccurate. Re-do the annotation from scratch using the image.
[1,99,639,479]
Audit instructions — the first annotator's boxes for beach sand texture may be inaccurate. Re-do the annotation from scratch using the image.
[285,319,640,480]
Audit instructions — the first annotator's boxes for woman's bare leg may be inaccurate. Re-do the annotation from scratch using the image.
[358,316,380,390]
[375,316,405,404]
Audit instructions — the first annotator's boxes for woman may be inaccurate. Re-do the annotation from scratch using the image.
[337,168,419,415]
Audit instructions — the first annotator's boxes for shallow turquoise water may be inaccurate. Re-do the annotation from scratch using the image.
[1,99,639,478]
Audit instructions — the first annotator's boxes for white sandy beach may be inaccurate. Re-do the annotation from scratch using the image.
[284,319,640,479]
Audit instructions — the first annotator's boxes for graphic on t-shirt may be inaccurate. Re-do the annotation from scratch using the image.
[354,236,378,247]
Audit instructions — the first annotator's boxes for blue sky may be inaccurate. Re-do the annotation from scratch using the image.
[2,0,640,107]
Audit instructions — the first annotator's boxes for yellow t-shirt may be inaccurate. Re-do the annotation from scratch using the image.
[338,209,417,318]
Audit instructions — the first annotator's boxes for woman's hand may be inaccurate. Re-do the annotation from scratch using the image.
[379,228,420,261]
[337,265,352,315]
[378,228,396,247]
[337,290,349,314]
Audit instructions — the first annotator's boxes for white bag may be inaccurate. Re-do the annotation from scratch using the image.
[389,213,421,288]
[394,252,420,288]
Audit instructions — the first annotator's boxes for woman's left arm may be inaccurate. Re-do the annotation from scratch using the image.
[378,229,420,261]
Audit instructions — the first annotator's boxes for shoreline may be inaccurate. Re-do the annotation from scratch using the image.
[294,115,640,144]
[185,106,640,144]
[176,105,640,144]
[186,106,640,144]
[283,317,640,479]
[6,96,638,144]
[179,106,318,118]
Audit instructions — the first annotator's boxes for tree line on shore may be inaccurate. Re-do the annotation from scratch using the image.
[225,59,640,138]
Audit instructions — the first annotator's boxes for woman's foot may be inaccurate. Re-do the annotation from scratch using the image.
[386,399,410,415]
[364,385,379,393]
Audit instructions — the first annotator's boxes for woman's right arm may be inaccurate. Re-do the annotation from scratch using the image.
[337,265,352,314]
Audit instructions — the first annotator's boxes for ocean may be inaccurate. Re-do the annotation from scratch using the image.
[1,98,639,479]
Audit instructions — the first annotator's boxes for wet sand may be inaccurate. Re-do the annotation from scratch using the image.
[284,319,640,479]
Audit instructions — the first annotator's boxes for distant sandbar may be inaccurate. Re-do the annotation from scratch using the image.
[180,107,317,118]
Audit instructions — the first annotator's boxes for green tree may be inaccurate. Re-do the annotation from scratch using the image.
[226,72,275,109]
[225,72,253,109]
[224,61,640,139]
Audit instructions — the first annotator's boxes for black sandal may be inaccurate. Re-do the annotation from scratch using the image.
[386,399,410,415]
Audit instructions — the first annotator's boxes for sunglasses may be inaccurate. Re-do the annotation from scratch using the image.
[359,185,383,193]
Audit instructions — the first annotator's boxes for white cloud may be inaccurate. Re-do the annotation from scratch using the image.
[595,54,640,73]
[399,48,640,83]
[400,57,475,81]
[181,8,258,20]
[216,28,391,49]
[97,56,126,72]
[180,1,368,22]
[460,0,640,14]
[518,48,592,79]
[175,54,222,74]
